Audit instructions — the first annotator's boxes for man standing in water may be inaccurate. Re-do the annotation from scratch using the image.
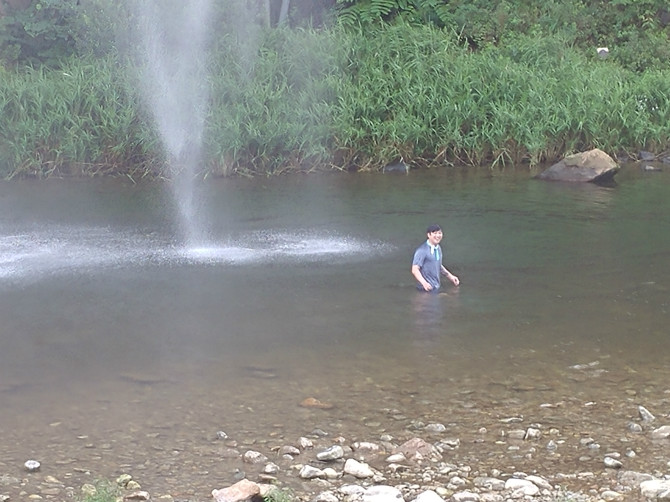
[411,224,460,292]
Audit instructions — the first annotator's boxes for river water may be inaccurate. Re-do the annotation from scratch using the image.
[1,167,669,499]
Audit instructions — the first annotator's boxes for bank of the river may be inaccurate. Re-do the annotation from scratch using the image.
[2,24,670,180]
[3,395,670,502]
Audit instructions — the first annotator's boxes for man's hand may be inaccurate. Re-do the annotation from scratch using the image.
[443,269,460,286]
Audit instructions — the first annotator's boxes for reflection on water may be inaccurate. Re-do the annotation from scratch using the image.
[409,288,462,346]
[1,168,670,497]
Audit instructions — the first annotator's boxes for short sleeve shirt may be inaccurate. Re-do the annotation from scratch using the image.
[412,241,442,290]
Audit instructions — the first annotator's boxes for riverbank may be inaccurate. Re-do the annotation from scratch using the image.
[2,24,670,180]
[3,385,670,502]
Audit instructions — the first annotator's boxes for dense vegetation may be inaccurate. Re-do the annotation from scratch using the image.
[0,0,669,178]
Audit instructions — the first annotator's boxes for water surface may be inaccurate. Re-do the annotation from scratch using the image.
[1,167,669,498]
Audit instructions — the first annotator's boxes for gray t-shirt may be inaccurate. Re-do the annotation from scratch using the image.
[412,241,442,290]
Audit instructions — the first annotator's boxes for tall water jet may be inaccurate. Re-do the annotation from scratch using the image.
[129,0,213,245]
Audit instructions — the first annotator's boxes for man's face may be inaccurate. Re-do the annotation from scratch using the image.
[427,230,442,246]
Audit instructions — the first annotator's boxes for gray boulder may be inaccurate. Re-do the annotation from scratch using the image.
[536,148,619,182]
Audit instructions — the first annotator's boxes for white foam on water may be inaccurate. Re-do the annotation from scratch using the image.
[179,229,386,264]
[0,226,390,282]
[183,245,260,264]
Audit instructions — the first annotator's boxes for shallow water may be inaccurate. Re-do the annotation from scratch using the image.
[1,167,669,499]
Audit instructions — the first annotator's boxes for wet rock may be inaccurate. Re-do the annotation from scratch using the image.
[242,450,267,464]
[627,422,643,433]
[299,465,325,479]
[339,484,365,497]
[640,479,670,500]
[618,470,654,487]
[524,427,542,440]
[298,437,314,449]
[451,491,480,502]
[526,475,552,491]
[447,476,467,490]
[498,416,523,424]
[126,480,142,490]
[651,425,670,439]
[504,478,539,496]
[352,441,381,454]
[424,423,446,433]
[414,489,445,502]
[536,148,619,182]
[387,463,407,474]
[212,479,261,502]
[116,474,133,487]
[363,485,403,501]
[506,429,526,440]
[639,405,656,422]
[314,491,339,502]
[344,458,374,478]
[395,438,442,461]
[382,159,409,175]
[317,445,345,461]
[473,477,505,491]
[263,463,279,474]
[604,456,623,469]
[124,491,150,501]
[322,468,339,479]
[23,460,40,472]
[385,453,406,463]
[600,490,624,501]
[300,397,333,409]
[278,445,300,456]
[435,438,460,450]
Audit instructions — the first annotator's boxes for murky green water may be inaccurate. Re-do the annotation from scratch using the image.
[1,166,669,499]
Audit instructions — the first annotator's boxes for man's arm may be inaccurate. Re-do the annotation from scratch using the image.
[441,265,460,286]
[412,264,432,291]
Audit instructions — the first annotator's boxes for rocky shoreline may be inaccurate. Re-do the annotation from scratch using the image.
[3,403,670,502]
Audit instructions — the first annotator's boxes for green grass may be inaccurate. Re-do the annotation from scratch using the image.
[0,56,160,178]
[1,23,669,178]
[78,480,120,502]
[263,487,295,502]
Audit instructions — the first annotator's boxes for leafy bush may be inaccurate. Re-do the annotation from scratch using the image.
[2,17,670,178]
[0,0,80,66]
